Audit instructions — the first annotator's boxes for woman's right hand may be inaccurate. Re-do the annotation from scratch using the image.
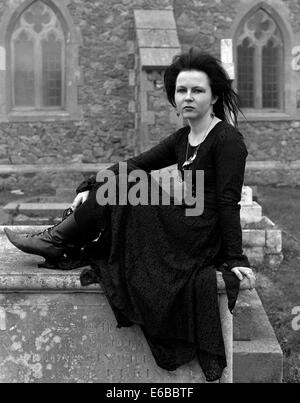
[71,190,90,211]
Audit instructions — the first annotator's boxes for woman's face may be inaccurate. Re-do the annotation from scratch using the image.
[174,70,216,121]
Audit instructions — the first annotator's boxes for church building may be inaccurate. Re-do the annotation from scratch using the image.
[0,0,299,190]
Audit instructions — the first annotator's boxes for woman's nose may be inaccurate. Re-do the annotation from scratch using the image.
[185,90,194,101]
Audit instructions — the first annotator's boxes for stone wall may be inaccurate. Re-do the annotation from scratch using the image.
[241,120,300,186]
[146,70,179,145]
[0,0,173,167]
[175,0,236,54]
[241,121,300,162]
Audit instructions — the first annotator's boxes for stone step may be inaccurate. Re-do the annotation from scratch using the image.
[3,202,69,218]
[240,202,262,224]
[0,227,282,383]
[0,163,109,175]
[242,217,283,269]
[12,215,58,226]
[240,186,253,205]
[56,185,254,203]
[4,199,262,221]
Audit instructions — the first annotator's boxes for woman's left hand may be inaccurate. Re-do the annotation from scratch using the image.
[231,266,256,289]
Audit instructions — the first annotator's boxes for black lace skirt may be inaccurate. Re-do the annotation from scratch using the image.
[73,174,240,382]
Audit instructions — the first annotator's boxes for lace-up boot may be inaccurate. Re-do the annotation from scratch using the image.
[4,213,85,261]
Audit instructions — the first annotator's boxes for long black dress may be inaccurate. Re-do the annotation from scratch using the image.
[73,120,250,382]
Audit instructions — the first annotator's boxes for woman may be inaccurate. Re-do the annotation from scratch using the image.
[4,48,255,382]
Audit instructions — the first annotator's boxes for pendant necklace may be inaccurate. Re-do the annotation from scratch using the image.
[182,113,215,170]
[177,114,215,184]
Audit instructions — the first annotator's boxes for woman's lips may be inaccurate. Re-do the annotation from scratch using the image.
[183,106,195,111]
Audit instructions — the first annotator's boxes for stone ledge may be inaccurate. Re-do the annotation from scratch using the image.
[136,29,180,48]
[139,48,181,69]
[242,216,276,230]
[3,203,70,217]
[0,227,254,293]
[234,290,253,341]
[240,202,262,224]
[240,186,253,205]
[0,163,109,175]
[233,290,283,383]
[0,270,99,293]
[4,202,69,212]
[246,160,300,170]
[134,9,181,69]
[13,216,59,226]
[1,162,300,175]
[134,10,177,30]
[0,271,250,293]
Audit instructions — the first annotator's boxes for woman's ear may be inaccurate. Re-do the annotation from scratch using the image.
[174,105,180,117]
[212,96,218,105]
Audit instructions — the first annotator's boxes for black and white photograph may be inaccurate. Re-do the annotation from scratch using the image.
[0,0,299,386]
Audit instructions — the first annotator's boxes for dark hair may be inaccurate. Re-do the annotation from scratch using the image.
[164,47,243,127]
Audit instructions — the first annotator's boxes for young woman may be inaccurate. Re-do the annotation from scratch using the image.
[4,48,255,382]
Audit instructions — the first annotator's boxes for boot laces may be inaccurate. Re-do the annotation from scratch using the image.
[27,229,49,238]
[27,221,61,238]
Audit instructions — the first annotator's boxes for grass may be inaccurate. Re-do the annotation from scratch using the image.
[255,185,300,383]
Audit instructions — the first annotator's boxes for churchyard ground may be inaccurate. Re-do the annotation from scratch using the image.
[254,185,300,383]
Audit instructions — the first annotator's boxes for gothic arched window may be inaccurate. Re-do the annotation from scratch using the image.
[237,8,284,110]
[11,1,65,110]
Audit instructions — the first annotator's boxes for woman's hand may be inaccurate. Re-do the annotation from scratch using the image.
[231,266,256,289]
[71,191,90,211]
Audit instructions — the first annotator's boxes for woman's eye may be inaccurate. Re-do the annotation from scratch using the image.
[193,89,204,93]
[176,88,185,93]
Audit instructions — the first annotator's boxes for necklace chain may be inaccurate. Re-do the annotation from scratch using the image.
[183,114,215,168]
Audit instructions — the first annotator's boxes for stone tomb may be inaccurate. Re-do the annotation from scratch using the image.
[0,226,282,383]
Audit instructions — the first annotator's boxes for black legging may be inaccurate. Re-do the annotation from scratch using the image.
[73,184,108,237]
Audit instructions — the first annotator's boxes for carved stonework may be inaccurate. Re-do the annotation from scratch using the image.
[237,8,283,48]
[12,1,64,43]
